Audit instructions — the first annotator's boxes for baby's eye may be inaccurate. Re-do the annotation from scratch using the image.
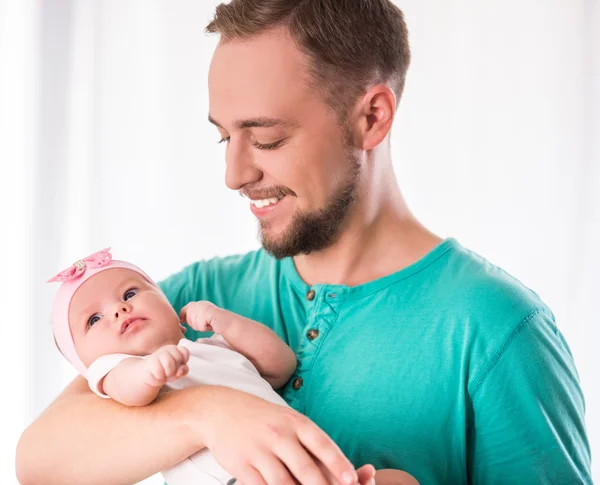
[88,315,101,328]
[124,288,139,301]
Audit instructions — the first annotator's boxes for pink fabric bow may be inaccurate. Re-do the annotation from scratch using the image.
[47,248,113,283]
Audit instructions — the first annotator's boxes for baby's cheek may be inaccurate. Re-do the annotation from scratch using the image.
[79,337,113,368]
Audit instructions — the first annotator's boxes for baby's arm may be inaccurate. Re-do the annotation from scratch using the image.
[94,345,190,406]
[180,302,297,389]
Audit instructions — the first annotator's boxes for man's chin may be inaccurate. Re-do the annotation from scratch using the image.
[260,235,292,259]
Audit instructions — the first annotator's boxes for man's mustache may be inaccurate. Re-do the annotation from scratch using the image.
[240,186,296,200]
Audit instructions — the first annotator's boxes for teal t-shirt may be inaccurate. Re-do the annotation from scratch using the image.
[159,238,591,484]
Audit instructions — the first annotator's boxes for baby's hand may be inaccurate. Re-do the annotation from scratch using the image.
[180,301,224,333]
[143,344,190,387]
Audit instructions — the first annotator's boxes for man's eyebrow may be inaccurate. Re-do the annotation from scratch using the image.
[208,115,299,130]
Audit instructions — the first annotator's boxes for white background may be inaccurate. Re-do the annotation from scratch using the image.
[1,1,598,483]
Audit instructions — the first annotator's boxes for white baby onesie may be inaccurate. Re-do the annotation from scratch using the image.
[87,335,290,485]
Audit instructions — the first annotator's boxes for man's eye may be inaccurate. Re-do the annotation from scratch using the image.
[254,139,284,150]
[124,289,138,301]
[218,137,230,144]
[88,315,101,328]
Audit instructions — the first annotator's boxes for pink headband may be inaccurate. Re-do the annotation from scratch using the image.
[48,248,158,377]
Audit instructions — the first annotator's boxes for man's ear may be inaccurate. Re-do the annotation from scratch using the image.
[351,84,396,150]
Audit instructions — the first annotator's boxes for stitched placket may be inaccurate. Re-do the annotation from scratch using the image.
[283,285,347,413]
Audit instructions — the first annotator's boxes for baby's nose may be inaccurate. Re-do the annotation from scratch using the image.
[114,305,130,318]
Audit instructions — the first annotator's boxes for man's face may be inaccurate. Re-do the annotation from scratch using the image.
[208,28,361,258]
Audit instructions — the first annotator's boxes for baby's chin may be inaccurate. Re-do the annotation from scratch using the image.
[134,331,183,355]
[114,328,183,357]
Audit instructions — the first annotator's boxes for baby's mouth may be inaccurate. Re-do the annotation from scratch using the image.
[120,317,144,334]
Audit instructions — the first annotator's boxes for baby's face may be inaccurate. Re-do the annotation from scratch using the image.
[68,268,183,367]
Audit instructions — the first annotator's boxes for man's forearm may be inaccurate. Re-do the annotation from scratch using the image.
[16,376,218,485]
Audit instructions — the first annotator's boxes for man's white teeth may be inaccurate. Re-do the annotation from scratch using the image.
[252,197,281,208]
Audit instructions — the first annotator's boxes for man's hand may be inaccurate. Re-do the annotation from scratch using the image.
[143,344,190,387]
[180,300,225,333]
[197,387,360,485]
[237,463,377,485]
[355,465,376,485]
[370,468,419,485]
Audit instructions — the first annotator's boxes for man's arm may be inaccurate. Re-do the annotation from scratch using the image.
[16,377,361,485]
[467,309,592,484]
[181,301,297,388]
[16,376,208,485]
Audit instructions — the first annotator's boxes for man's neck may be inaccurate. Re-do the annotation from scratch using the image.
[292,161,442,287]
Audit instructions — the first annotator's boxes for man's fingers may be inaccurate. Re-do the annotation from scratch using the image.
[234,465,269,485]
[275,439,331,485]
[297,421,357,485]
[255,453,298,485]
[356,465,375,485]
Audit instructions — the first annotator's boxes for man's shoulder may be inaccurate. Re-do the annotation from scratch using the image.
[160,247,277,286]
[433,243,565,396]
[158,248,281,313]
[442,242,550,320]
[214,247,279,275]
[406,240,556,351]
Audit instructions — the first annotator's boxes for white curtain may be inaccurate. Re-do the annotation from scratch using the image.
[1,1,598,483]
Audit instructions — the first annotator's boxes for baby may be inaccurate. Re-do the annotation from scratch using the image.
[48,248,419,485]
[48,248,299,485]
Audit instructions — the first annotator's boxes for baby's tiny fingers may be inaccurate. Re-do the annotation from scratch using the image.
[159,353,178,376]
[179,304,193,323]
[176,364,188,377]
[165,365,188,383]
[177,346,190,363]
[167,346,189,365]
[148,359,166,384]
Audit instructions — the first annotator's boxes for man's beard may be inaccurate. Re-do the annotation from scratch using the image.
[260,141,361,259]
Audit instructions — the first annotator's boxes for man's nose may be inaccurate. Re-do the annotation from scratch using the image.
[225,142,262,191]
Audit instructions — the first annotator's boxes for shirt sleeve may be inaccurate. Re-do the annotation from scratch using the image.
[467,309,592,484]
[87,354,143,398]
[157,261,214,342]
[158,262,204,315]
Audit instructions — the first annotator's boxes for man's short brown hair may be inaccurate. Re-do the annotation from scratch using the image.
[206,0,411,119]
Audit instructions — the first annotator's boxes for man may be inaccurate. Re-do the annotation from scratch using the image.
[17,1,591,484]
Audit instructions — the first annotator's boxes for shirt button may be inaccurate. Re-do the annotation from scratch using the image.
[306,289,316,301]
[307,328,319,341]
[292,377,304,390]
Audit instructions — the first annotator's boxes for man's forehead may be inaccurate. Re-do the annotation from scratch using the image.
[208,32,312,119]
[208,115,300,130]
